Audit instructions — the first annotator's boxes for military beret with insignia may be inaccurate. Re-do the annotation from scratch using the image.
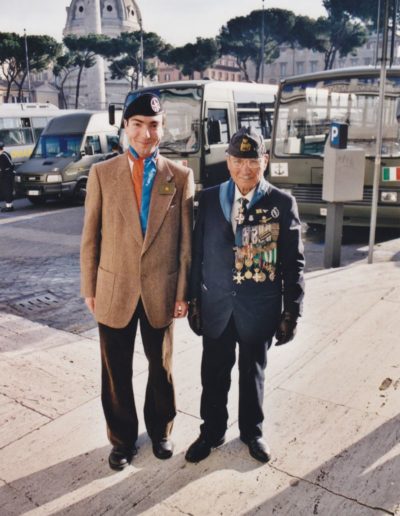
[124,92,164,120]
[227,126,265,158]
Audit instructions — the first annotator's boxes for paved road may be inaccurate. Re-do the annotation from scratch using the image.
[0,198,398,334]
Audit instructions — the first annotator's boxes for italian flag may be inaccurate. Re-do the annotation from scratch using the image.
[382,167,400,181]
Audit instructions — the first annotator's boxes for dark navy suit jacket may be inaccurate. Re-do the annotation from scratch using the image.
[190,178,305,343]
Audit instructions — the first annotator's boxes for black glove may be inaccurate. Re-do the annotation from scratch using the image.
[275,311,297,345]
[188,298,202,336]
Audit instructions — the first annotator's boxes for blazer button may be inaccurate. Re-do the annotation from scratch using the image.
[231,291,237,296]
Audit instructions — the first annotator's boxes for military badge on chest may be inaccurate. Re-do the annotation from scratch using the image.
[233,205,280,285]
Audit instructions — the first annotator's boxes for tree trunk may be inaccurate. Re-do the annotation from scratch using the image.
[5,81,12,103]
[241,59,250,82]
[75,66,84,109]
[328,48,337,69]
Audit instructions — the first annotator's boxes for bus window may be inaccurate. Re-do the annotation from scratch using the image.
[31,117,52,140]
[207,108,229,144]
[85,135,102,154]
[238,110,273,139]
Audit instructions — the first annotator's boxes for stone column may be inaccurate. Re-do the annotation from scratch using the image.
[85,0,106,109]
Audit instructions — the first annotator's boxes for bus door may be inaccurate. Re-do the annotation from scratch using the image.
[203,102,232,187]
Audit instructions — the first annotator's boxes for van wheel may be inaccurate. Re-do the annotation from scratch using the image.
[73,180,87,204]
[28,196,47,205]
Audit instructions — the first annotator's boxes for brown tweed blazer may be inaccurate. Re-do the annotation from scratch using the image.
[80,152,194,329]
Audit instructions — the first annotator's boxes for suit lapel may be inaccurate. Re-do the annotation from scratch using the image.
[114,153,143,246]
[142,156,175,254]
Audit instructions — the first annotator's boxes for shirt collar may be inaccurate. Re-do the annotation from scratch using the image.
[234,185,256,205]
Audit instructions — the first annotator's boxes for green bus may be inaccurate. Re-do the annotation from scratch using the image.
[269,67,400,228]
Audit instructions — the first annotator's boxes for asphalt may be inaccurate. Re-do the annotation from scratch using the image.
[0,239,399,516]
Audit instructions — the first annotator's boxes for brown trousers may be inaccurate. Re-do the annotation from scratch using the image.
[98,300,176,449]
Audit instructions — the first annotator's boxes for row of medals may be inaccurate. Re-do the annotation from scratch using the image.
[234,245,277,284]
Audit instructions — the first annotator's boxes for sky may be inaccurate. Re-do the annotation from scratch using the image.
[0,0,327,46]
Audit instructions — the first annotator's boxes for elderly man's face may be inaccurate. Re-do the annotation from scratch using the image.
[124,114,164,157]
[227,154,268,195]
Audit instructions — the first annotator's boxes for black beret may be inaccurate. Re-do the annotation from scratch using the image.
[124,92,164,120]
[227,127,265,158]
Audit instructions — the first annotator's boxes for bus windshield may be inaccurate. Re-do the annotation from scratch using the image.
[274,74,400,158]
[123,86,202,154]
[32,134,83,159]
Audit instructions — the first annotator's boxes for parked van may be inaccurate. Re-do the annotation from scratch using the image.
[15,110,121,204]
[114,80,277,191]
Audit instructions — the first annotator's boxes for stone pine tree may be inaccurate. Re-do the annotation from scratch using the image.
[0,32,22,102]
[13,35,61,101]
[63,34,110,108]
[218,9,298,82]
[161,37,219,80]
[52,52,78,109]
[0,32,60,102]
[100,31,166,90]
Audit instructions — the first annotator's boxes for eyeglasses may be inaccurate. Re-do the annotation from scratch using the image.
[229,157,263,170]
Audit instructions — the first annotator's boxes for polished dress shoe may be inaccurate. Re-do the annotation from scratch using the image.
[108,445,137,471]
[185,435,225,463]
[241,437,271,463]
[152,438,174,460]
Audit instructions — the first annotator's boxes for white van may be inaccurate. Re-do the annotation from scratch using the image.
[114,80,277,191]
[15,110,121,204]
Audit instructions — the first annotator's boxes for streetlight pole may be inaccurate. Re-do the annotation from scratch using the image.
[260,0,265,83]
[24,29,32,102]
[138,13,144,88]
[368,0,392,263]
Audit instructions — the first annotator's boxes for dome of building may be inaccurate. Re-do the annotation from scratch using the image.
[64,0,142,37]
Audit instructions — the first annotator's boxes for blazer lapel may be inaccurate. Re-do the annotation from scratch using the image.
[142,156,175,255]
[114,154,143,246]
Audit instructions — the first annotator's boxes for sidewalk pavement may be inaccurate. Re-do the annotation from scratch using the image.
[0,243,399,516]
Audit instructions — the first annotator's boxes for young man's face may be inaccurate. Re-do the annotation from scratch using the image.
[226,154,268,195]
[124,114,164,157]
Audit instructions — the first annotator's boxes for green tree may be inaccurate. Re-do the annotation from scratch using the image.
[317,2,368,69]
[100,31,166,90]
[13,35,61,101]
[52,52,77,108]
[324,0,378,26]
[219,9,297,82]
[0,32,22,102]
[285,16,326,75]
[63,34,110,108]
[164,37,219,79]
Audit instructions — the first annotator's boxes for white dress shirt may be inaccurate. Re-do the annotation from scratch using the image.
[231,185,255,233]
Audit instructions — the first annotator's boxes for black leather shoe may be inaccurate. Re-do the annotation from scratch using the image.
[185,435,225,463]
[108,445,137,471]
[1,206,14,212]
[241,437,271,463]
[152,438,174,460]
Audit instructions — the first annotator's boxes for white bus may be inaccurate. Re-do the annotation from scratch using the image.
[114,80,277,190]
[0,103,61,165]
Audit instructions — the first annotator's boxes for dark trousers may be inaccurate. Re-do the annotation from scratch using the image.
[200,317,270,443]
[0,170,14,203]
[98,300,176,449]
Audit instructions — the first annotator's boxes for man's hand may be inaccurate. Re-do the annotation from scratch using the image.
[174,301,188,318]
[275,311,297,345]
[85,297,96,314]
[188,298,202,336]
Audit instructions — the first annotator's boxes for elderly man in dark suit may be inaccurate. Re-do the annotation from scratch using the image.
[186,127,305,463]
[81,92,194,470]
